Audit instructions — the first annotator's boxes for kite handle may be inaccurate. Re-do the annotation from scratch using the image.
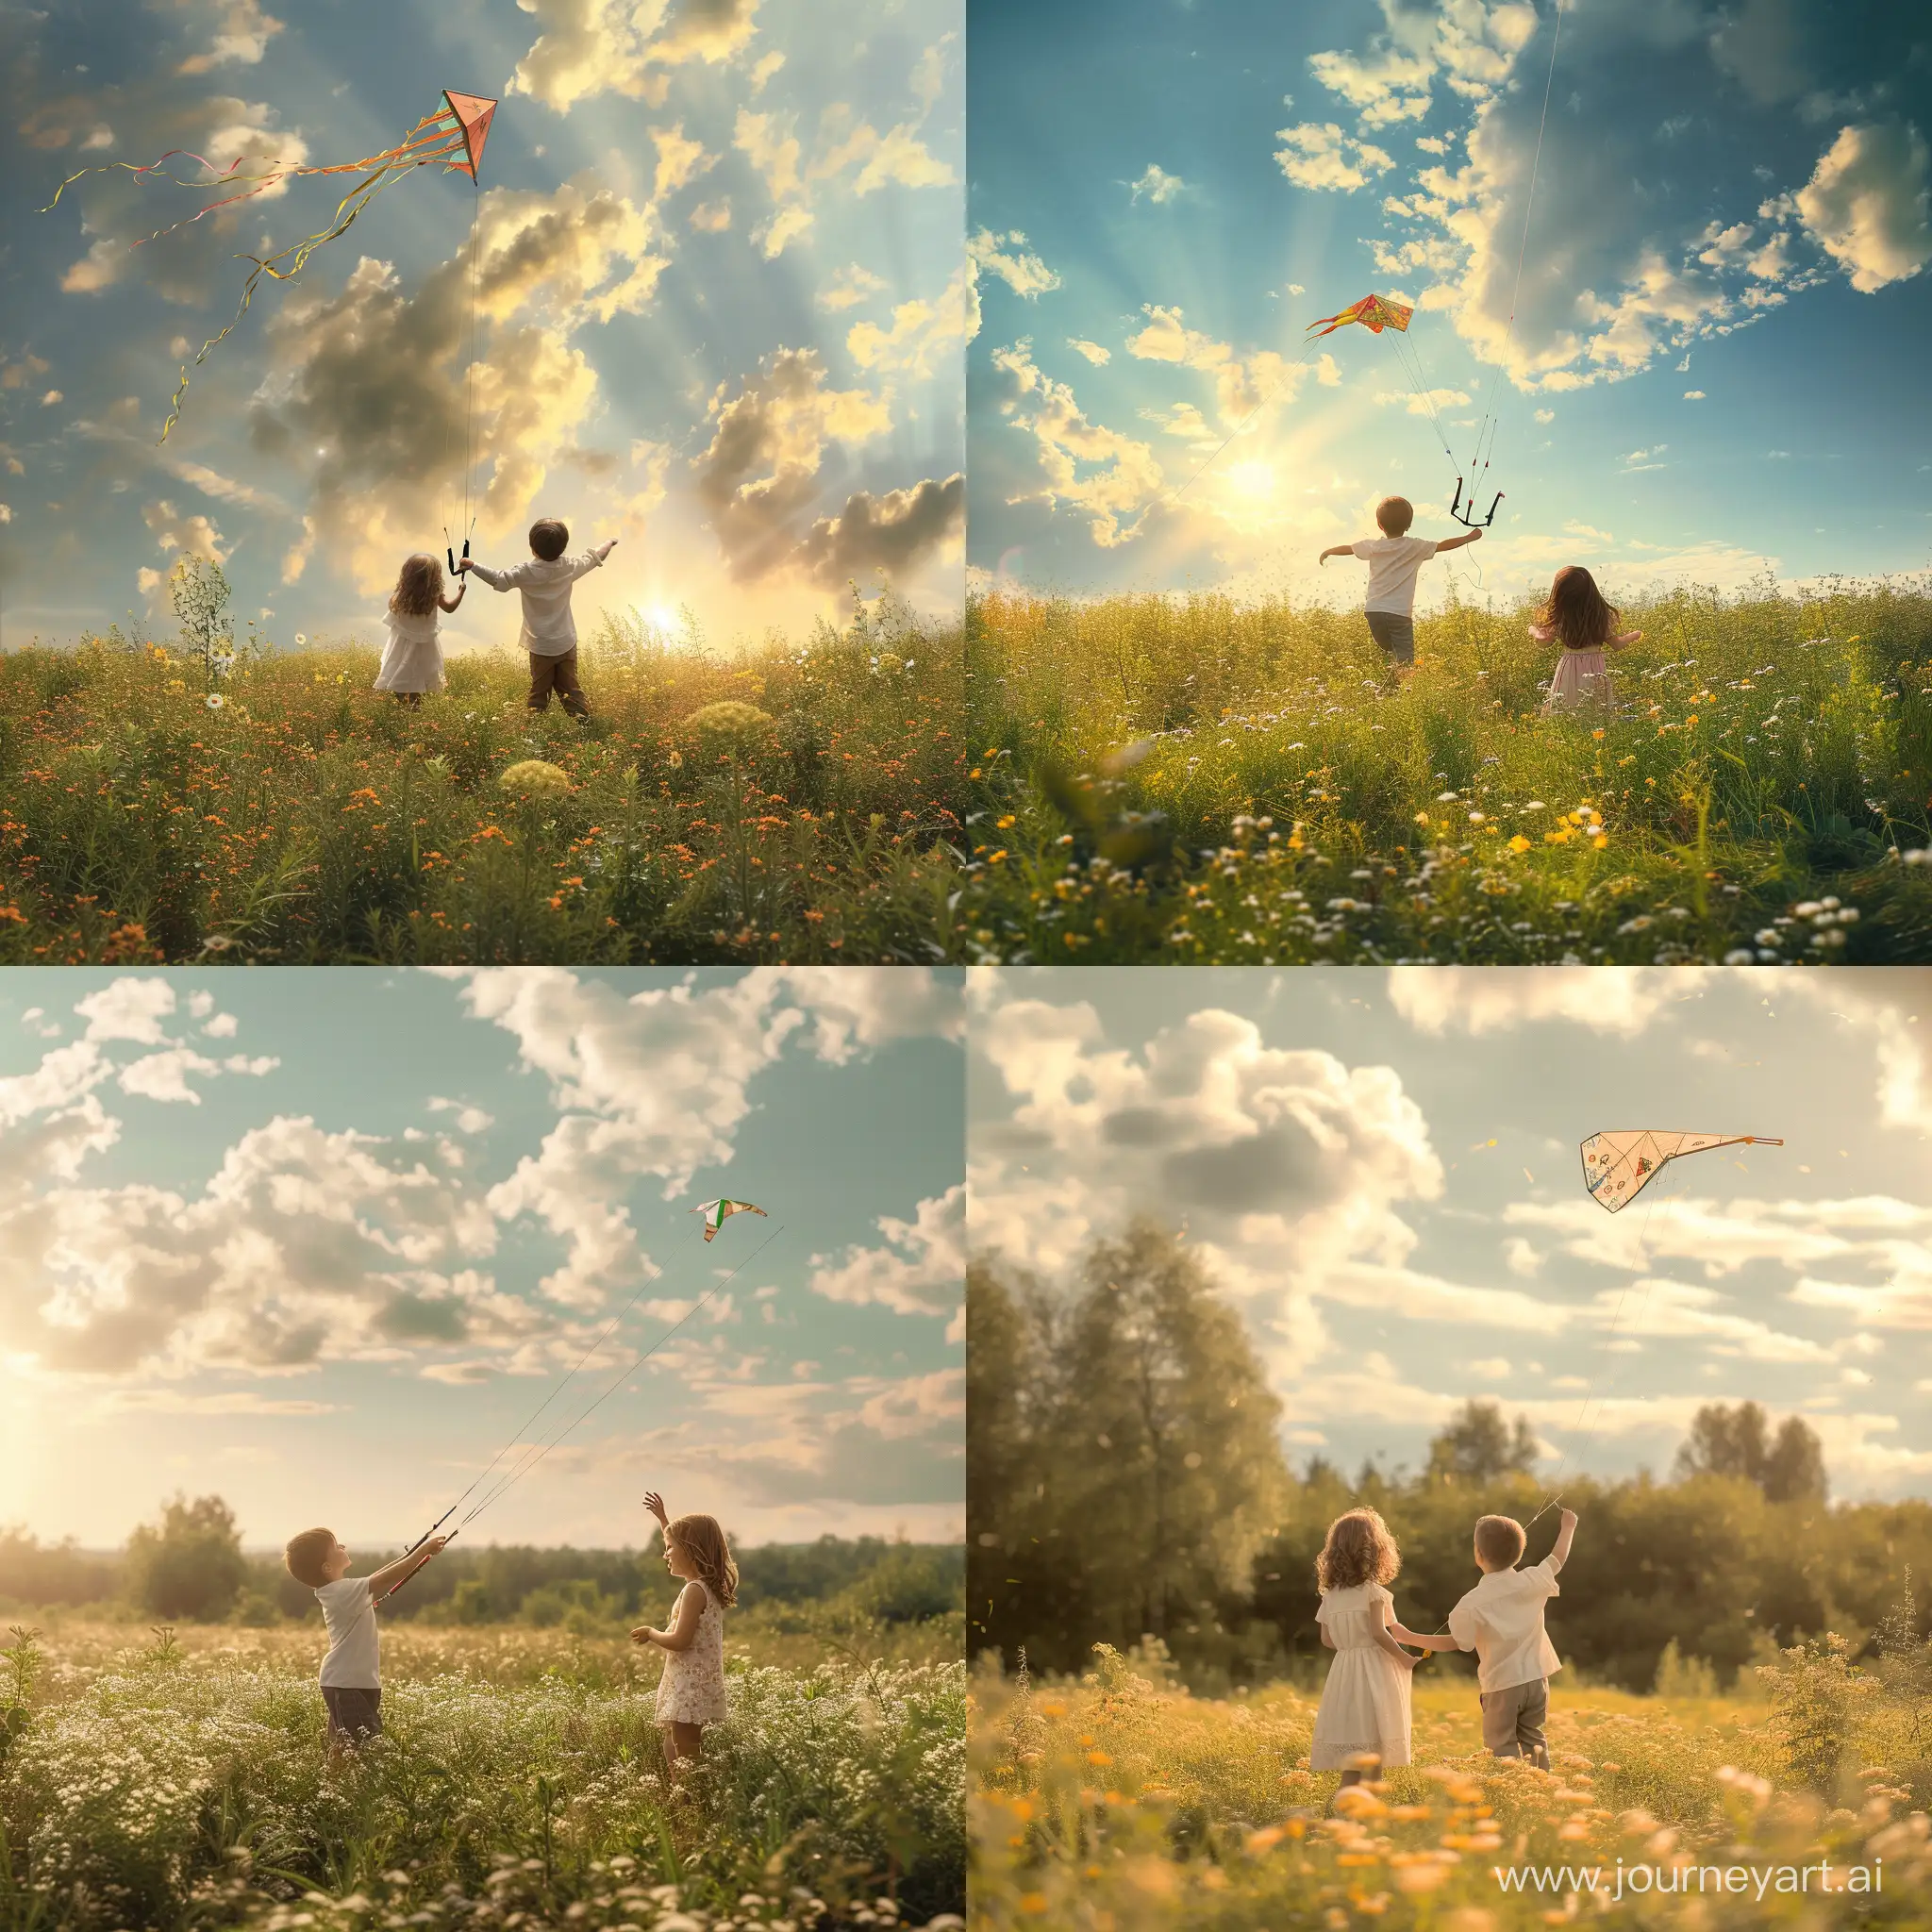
[447,547,458,575]
[384,1525,458,1602]
[1450,477,1464,523]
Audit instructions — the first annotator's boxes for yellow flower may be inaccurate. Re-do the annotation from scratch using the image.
[997,814,1016,829]
[685,699,774,752]
[1508,834,1532,854]
[499,759,571,796]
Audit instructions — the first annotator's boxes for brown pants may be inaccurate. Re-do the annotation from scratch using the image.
[528,648,588,717]
[1480,1677,1549,1767]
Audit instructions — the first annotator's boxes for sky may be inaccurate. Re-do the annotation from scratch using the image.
[967,0,1932,607]
[968,965,1932,1503]
[0,966,965,1552]
[1,0,964,651]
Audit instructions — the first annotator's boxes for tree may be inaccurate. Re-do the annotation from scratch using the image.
[1674,1403,1826,1503]
[1045,1222,1290,1660]
[1425,1400,1540,1485]
[125,1493,249,1622]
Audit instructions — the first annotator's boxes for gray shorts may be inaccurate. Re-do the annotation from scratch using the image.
[1365,610,1416,664]
[1479,1677,1548,1768]
[322,1685,382,1743]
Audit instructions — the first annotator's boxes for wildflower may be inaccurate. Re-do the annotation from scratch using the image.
[499,759,571,796]
[294,633,308,645]
[686,699,774,751]
[206,693,225,710]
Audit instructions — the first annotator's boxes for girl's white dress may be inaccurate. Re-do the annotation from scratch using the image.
[654,1580,728,1726]
[1309,1582,1412,1770]
[374,606,444,693]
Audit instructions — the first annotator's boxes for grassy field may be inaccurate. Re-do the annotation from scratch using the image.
[959,578,1932,963]
[0,1620,965,1930]
[0,596,964,965]
[969,1648,1932,1928]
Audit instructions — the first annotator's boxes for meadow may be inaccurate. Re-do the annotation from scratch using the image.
[0,592,964,965]
[969,1645,1932,1928]
[960,577,1932,963]
[0,1619,966,1932]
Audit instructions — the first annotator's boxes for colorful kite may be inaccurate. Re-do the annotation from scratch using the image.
[1305,293,1415,339]
[692,1199,769,1241]
[1579,1131,1784,1215]
[42,91,498,440]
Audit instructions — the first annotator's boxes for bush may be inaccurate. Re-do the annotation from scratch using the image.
[124,1494,249,1624]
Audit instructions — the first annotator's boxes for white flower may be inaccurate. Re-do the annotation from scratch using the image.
[206,692,225,710]
[294,632,308,645]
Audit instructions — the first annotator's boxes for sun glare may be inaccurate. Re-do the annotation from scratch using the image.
[1224,459,1276,501]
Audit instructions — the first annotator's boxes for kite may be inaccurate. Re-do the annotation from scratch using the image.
[1304,293,1414,339]
[42,90,498,441]
[692,1199,769,1241]
[1579,1131,1784,1214]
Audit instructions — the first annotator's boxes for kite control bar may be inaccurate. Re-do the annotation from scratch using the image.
[379,1510,461,1601]
[1449,477,1504,529]
[447,536,470,577]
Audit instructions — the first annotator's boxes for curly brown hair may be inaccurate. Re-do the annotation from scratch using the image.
[1535,564,1620,651]
[390,552,444,618]
[667,1511,739,1607]
[1316,1507,1401,1591]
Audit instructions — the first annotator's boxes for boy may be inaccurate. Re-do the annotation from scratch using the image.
[1317,495,1482,674]
[1444,1507,1577,1771]
[461,518,617,718]
[283,1527,448,1745]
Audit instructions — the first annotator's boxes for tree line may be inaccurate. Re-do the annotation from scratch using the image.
[0,1497,964,1629]
[969,1221,1932,1693]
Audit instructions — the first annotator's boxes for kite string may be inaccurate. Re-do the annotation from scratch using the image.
[464,171,482,547]
[456,1221,789,1533]
[425,1221,711,1538]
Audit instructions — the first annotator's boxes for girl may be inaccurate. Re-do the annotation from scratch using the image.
[1309,1507,1453,1788]
[1533,564,1642,714]
[374,553,465,707]
[630,1488,736,1766]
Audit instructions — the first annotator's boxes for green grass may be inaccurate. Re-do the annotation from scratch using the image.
[958,577,1932,963]
[0,596,964,965]
[0,1621,964,1931]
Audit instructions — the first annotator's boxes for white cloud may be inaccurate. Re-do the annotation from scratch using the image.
[810,1185,964,1340]
[987,341,1163,549]
[1274,122,1395,192]
[511,0,764,111]
[1125,305,1304,428]
[1794,120,1932,292]
[1388,966,1715,1037]
[968,227,1061,299]
[76,977,177,1046]
[1130,164,1185,205]
[1067,338,1111,366]
[428,1097,496,1135]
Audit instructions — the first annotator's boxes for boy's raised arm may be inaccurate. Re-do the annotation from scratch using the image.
[367,1535,448,1601]
[461,559,515,591]
[1317,543,1356,564]
[1547,1507,1578,1574]
[1435,528,1483,553]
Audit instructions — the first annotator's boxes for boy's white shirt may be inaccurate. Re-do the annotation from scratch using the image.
[1446,1558,1562,1693]
[314,1575,381,1688]
[1351,535,1439,617]
[467,549,606,655]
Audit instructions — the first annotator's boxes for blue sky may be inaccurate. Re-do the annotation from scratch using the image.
[967,0,1932,606]
[0,967,964,1550]
[970,966,1932,1502]
[1,0,963,651]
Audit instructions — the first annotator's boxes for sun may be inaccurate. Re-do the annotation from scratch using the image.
[1224,459,1276,502]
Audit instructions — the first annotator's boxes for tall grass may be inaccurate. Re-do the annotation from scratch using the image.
[969,1643,1932,1928]
[0,1622,965,1930]
[960,578,1932,963]
[0,595,965,965]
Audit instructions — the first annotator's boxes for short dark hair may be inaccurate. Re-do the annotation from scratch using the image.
[1474,1514,1526,1569]
[529,518,569,561]
[1375,495,1414,536]
[285,1527,335,1589]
